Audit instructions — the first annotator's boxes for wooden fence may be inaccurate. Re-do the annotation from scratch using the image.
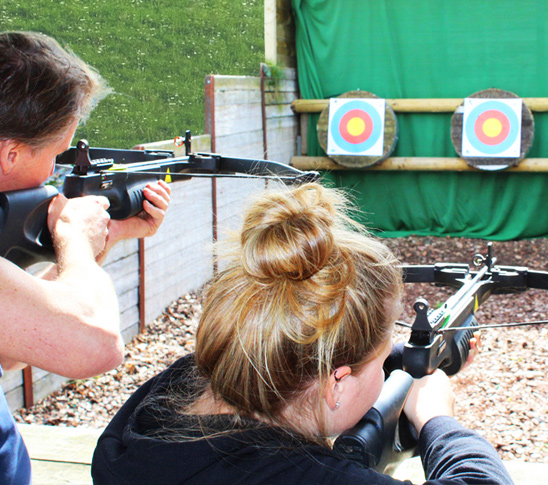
[1,70,300,411]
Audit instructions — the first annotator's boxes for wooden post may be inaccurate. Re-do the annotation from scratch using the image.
[138,238,146,334]
[23,366,33,409]
[260,64,269,159]
[205,75,218,273]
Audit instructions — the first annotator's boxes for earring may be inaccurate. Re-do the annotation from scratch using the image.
[335,401,341,409]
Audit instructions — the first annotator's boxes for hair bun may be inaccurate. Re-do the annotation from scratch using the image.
[240,184,336,282]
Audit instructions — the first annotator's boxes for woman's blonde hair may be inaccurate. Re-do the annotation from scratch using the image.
[195,183,402,437]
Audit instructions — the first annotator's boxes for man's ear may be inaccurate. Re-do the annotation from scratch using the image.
[0,140,20,176]
[325,365,352,409]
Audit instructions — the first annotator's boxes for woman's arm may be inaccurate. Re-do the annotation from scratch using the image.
[419,416,513,484]
[404,370,513,484]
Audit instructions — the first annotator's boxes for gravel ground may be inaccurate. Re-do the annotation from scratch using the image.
[14,237,548,463]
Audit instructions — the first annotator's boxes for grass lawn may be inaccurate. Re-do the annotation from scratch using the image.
[0,0,264,148]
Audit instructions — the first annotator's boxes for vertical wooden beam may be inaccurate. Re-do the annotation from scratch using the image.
[23,366,33,408]
[265,0,297,68]
[264,0,277,65]
[138,238,146,333]
[205,76,218,273]
[260,64,269,159]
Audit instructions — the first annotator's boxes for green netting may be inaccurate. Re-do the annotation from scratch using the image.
[292,0,548,240]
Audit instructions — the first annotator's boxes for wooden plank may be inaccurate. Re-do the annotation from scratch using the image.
[104,257,139,294]
[103,238,138,265]
[119,306,139,336]
[213,75,260,91]
[28,460,92,484]
[215,127,263,147]
[262,77,298,93]
[121,324,139,343]
[144,268,212,316]
[32,373,70,404]
[4,384,24,412]
[214,81,297,105]
[0,367,23,393]
[266,128,298,163]
[216,178,266,230]
[269,146,297,166]
[116,287,138,315]
[215,89,262,107]
[292,97,548,113]
[214,104,263,136]
[144,225,212,266]
[278,67,297,81]
[17,424,103,464]
[142,180,212,251]
[215,134,265,159]
[142,178,214,322]
[213,74,297,94]
[266,113,298,132]
[265,103,295,119]
[290,156,548,172]
[265,91,297,105]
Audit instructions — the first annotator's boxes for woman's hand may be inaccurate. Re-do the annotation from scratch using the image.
[403,369,456,435]
[462,332,481,369]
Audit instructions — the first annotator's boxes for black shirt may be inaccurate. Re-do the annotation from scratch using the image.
[92,354,513,484]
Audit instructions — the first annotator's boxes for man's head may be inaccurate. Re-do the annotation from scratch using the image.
[0,31,111,190]
[0,31,110,148]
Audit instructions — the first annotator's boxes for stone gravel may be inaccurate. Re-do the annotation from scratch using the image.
[14,237,548,463]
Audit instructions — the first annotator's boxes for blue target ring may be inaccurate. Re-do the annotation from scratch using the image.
[464,100,520,155]
[330,100,383,154]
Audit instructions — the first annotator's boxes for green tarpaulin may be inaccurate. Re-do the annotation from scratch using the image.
[292,0,548,240]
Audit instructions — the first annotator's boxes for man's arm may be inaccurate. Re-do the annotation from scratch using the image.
[0,195,123,379]
[0,180,170,376]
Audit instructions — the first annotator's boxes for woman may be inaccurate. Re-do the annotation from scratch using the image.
[0,31,170,483]
[92,183,511,484]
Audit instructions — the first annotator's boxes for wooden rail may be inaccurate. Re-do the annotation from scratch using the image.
[292,98,548,113]
[291,156,548,172]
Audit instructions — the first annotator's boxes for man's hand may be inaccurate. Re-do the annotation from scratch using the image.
[97,180,171,263]
[48,194,111,259]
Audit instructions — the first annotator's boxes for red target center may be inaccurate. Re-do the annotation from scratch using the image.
[474,110,510,146]
[339,109,373,144]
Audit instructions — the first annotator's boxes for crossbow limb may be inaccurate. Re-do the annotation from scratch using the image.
[1,132,320,267]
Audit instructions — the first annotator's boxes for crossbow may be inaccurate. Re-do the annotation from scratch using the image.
[334,243,548,474]
[0,131,319,268]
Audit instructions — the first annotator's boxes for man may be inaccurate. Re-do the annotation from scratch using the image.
[0,31,170,483]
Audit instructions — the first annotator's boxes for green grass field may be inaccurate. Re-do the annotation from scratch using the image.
[1,0,264,148]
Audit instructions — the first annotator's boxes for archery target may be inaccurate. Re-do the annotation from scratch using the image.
[327,98,385,156]
[462,98,522,158]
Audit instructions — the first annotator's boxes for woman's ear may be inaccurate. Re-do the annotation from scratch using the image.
[0,140,19,175]
[325,365,352,409]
